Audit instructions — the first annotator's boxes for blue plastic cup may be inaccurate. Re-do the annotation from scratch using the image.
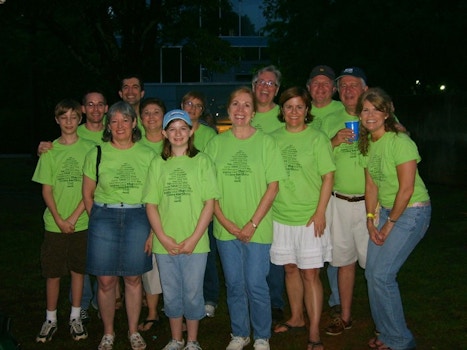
[345,121,359,142]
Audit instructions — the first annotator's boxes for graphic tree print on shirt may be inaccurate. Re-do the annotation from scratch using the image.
[109,162,143,194]
[56,156,82,188]
[222,150,252,183]
[163,167,193,203]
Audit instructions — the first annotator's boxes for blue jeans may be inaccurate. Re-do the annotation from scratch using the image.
[217,239,271,340]
[267,262,285,310]
[156,253,207,320]
[366,205,431,350]
[204,222,220,306]
[327,264,340,307]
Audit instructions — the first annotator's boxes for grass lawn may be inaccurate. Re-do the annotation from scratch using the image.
[0,156,466,350]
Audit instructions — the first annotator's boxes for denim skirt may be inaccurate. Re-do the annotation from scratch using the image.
[86,204,152,276]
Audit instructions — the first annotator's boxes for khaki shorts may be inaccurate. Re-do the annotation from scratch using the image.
[41,230,87,278]
[329,195,368,268]
[142,254,162,295]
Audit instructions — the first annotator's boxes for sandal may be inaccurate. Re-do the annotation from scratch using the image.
[138,319,160,332]
[115,295,124,310]
[307,340,324,350]
[368,337,392,349]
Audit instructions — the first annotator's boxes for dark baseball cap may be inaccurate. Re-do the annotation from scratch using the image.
[308,65,336,81]
[336,67,367,84]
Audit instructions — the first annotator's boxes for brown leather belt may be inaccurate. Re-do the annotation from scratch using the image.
[332,192,365,202]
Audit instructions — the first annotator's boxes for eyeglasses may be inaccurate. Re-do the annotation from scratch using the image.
[183,101,204,111]
[255,80,278,88]
[86,102,106,109]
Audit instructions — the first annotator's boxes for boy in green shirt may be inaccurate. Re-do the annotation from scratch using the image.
[32,99,95,343]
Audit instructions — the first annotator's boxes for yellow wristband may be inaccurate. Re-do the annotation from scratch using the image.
[366,213,375,219]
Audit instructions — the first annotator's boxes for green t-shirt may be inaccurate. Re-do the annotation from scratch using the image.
[194,124,217,151]
[362,132,429,208]
[271,126,336,225]
[204,130,287,243]
[83,142,156,204]
[77,124,104,145]
[310,100,344,131]
[251,105,282,134]
[321,109,365,194]
[140,136,163,155]
[143,153,220,254]
[32,138,95,232]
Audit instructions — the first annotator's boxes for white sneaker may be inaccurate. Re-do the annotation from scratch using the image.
[98,333,115,350]
[35,320,57,343]
[253,338,270,350]
[69,318,88,341]
[205,304,216,318]
[226,334,250,350]
[162,339,185,350]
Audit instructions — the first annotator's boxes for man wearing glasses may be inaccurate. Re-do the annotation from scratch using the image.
[251,65,283,135]
[250,65,286,326]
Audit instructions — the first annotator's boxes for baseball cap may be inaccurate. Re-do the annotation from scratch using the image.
[308,65,336,81]
[163,109,192,129]
[336,67,367,84]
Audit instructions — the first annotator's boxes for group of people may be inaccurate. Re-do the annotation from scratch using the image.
[32,64,431,350]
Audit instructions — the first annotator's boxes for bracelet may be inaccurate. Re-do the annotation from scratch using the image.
[366,213,375,219]
[250,219,258,229]
[387,216,397,223]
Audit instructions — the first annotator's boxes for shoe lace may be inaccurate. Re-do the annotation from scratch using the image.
[70,319,84,333]
[185,341,202,350]
[39,321,55,335]
[230,336,246,344]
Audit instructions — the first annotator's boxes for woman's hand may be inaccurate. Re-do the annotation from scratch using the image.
[307,213,326,237]
[367,220,393,245]
[238,221,256,243]
[144,232,153,255]
[158,234,182,255]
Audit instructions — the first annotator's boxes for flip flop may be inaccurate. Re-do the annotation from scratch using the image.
[274,322,306,333]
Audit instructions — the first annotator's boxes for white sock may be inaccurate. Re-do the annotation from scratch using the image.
[46,309,57,323]
[70,306,81,320]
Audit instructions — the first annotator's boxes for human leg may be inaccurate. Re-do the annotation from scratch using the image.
[217,239,250,337]
[274,264,305,333]
[124,275,144,335]
[301,268,323,345]
[244,242,272,340]
[204,221,220,314]
[267,262,285,322]
[97,275,118,336]
[139,254,162,331]
[366,206,430,350]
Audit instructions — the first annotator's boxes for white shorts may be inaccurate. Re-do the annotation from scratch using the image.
[270,221,332,269]
[329,195,368,268]
[142,254,162,295]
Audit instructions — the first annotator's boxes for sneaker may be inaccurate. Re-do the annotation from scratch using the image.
[253,338,270,350]
[128,331,146,350]
[325,317,352,336]
[205,304,216,318]
[184,341,202,350]
[98,334,115,350]
[226,334,250,350]
[69,318,88,341]
[35,320,57,343]
[80,308,90,324]
[162,339,185,350]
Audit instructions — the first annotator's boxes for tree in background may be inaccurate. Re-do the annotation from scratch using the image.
[261,0,467,94]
